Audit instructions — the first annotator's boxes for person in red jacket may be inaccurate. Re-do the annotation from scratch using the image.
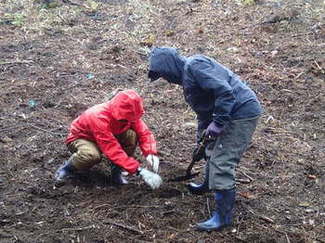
[55,89,162,189]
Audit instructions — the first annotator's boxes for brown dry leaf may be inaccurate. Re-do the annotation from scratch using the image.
[307,174,317,180]
[167,233,176,240]
[140,34,156,47]
[299,202,311,207]
[239,191,257,199]
[165,30,175,37]
[197,28,204,34]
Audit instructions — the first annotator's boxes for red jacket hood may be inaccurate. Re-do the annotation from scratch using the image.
[108,90,144,121]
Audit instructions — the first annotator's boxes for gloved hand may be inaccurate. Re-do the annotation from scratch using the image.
[146,154,160,173]
[138,167,162,189]
[206,122,224,138]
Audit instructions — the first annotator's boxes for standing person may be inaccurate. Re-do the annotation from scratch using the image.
[147,47,262,230]
[55,89,162,189]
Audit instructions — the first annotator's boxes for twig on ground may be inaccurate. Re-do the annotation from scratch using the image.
[62,0,83,6]
[29,124,64,136]
[103,219,144,235]
[259,214,274,223]
[0,60,33,65]
[93,204,161,211]
[248,208,274,224]
[60,225,96,232]
[237,169,254,181]
[313,60,323,70]
[0,125,24,133]
[206,197,211,217]
[295,72,305,79]
[167,226,190,233]
[236,178,251,184]
[285,232,291,243]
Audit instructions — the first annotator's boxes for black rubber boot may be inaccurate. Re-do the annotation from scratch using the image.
[187,181,209,194]
[111,165,128,185]
[187,164,209,195]
[55,158,76,186]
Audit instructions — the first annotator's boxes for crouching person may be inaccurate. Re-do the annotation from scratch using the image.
[54,89,162,189]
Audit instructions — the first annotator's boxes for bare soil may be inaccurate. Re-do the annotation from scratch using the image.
[0,0,324,242]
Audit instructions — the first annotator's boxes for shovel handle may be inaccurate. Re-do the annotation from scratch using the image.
[186,157,196,175]
[185,132,215,175]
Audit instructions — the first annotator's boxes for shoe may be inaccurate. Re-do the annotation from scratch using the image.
[54,160,75,186]
[188,163,209,194]
[197,212,222,231]
[187,182,209,195]
[111,165,128,185]
[196,189,235,231]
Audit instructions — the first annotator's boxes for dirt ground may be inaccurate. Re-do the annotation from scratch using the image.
[0,0,324,242]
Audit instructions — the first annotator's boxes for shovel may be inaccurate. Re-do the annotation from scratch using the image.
[169,132,212,182]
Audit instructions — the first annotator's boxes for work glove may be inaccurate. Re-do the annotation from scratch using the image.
[146,154,160,173]
[138,167,162,189]
[206,121,224,138]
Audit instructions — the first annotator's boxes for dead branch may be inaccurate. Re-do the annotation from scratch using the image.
[0,60,33,65]
[29,124,64,136]
[62,0,83,6]
[248,208,274,224]
[60,225,96,232]
[93,204,161,211]
[166,226,189,233]
[285,232,291,243]
[206,197,211,217]
[236,178,251,184]
[103,219,144,235]
[0,125,24,133]
[237,169,254,182]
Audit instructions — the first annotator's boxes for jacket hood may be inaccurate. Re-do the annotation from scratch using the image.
[148,47,185,85]
[108,90,144,121]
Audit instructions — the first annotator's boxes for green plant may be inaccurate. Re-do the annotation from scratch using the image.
[242,0,256,5]
[3,13,25,26]
[86,0,100,12]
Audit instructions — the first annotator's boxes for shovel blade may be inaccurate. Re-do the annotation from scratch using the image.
[168,172,200,182]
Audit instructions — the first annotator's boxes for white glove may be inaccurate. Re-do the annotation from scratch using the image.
[146,154,160,173]
[138,168,162,190]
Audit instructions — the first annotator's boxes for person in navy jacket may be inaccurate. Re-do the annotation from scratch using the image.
[148,47,262,231]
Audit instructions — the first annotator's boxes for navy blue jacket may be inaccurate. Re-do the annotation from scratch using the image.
[149,47,262,130]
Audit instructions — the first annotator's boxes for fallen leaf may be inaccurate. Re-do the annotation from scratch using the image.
[299,202,311,207]
[165,30,175,37]
[307,175,316,179]
[140,34,156,47]
[239,191,256,199]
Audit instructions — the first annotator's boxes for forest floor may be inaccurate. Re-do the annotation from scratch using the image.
[0,0,324,242]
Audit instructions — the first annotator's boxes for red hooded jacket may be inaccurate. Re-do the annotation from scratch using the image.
[65,90,157,174]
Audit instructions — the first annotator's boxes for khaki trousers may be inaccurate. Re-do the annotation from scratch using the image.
[67,129,137,170]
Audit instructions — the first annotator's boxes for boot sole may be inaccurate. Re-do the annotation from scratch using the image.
[196,223,232,232]
[54,179,67,187]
